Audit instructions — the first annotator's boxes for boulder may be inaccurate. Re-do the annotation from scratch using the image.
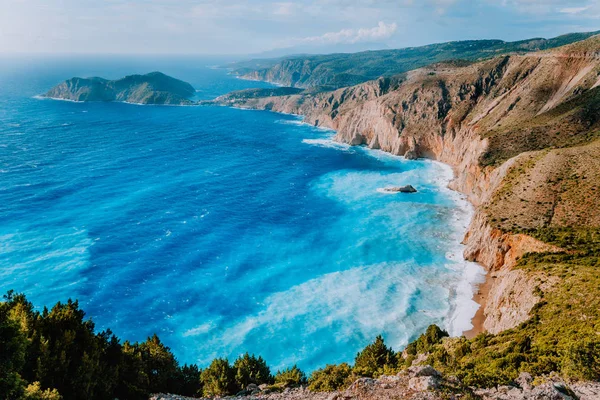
[246,383,260,394]
[408,365,441,378]
[408,376,440,391]
[516,372,533,391]
[383,185,417,193]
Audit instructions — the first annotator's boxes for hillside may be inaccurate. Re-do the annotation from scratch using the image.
[229,31,600,90]
[43,72,196,105]
[215,35,600,387]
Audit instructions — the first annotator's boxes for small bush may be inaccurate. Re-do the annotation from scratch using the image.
[354,335,396,378]
[201,358,238,397]
[175,364,203,397]
[405,325,449,356]
[233,353,273,388]
[561,339,600,381]
[274,365,307,387]
[308,363,354,392]
[23,382,62,400]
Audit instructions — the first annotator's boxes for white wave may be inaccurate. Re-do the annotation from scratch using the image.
[276,119,305,126]
[309,159,484,337]
[302,139,350,151]
[375,187,415,195]
[444,259,486,335]
[192,262,443,368]
[35,95,84,103]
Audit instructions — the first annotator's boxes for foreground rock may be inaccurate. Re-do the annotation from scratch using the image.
[381,185,417,193]
[43,72,196,105]
[150,366,600,400]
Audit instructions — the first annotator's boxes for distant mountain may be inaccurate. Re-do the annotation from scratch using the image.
[229,31,600,90]
[250,42,391,59]
[44,72,196,105]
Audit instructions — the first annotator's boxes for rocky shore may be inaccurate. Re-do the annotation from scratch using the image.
[151,366,600,400]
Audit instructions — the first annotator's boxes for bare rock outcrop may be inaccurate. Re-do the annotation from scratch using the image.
[151,368,600,400]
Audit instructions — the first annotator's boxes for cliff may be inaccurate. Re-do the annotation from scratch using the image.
[217,36,600,335]
[230,31,600,90]
[44,72,196,105]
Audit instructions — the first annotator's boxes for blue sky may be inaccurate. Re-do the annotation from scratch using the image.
[0,0,599,55]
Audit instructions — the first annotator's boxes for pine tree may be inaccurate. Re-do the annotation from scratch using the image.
[353,335,396,378]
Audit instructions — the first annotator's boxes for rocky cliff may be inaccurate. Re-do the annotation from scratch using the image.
[217,36,600,335]
[44,72,196,105]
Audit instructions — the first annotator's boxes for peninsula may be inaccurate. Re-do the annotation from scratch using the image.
[43,71,196,105]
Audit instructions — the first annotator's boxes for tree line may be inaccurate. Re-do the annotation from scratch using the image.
[9,286,595,399]
[1,291,416,399]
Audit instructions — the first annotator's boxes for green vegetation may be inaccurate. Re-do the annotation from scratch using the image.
[22,382,61,400]
[273,365,307,387]
[44,72,196,105]
[216,87,303,101]
[480,87,600,167]
[353,335,397,378]
[233,353,273,388]
[0,291,279,400]
[230,31,600,90]
[200,358,237,397]
[308,363,353,392]
[3,240,600,400]
[410,227,600,387]
[404,325,449,357]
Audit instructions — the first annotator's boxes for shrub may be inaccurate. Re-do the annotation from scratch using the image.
[23,382,62,400]
[273,365,307,387]
[308,363,353,392]
[201,358,238,397]
[175,364,203,397]
[405,325,449,355]
[354,335,396,378]
[138,334,179,394]
[233,353,272,388]
[0,298,27,399]
[561,339,600,381]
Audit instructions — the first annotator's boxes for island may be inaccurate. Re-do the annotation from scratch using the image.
[43,71,196,105]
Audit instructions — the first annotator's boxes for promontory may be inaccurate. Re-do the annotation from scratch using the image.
[43,71,196,105]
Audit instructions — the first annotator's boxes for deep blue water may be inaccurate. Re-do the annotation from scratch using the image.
[0,55,483,371]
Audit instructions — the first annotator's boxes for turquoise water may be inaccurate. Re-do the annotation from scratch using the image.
[0,56,484,371]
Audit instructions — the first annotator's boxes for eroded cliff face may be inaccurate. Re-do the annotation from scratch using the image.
[219,37,600,334]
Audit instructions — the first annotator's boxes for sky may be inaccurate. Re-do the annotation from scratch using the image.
[0,0,599,55]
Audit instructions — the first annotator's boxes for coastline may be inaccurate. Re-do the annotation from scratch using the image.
[240,102,489,338]
[37,95,196,107]
[463,273,490,338]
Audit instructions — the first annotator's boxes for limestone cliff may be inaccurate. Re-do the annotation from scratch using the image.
[217,36,600,334]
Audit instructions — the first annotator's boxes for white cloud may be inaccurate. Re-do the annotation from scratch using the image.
[560,7,589,14]
[292,21,398,45]
[492,0,594,15]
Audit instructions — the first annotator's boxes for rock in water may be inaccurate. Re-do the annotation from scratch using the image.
[43,72,196,105]
[382,185,417,193]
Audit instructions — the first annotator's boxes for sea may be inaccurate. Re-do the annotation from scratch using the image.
[0,55,485,371]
